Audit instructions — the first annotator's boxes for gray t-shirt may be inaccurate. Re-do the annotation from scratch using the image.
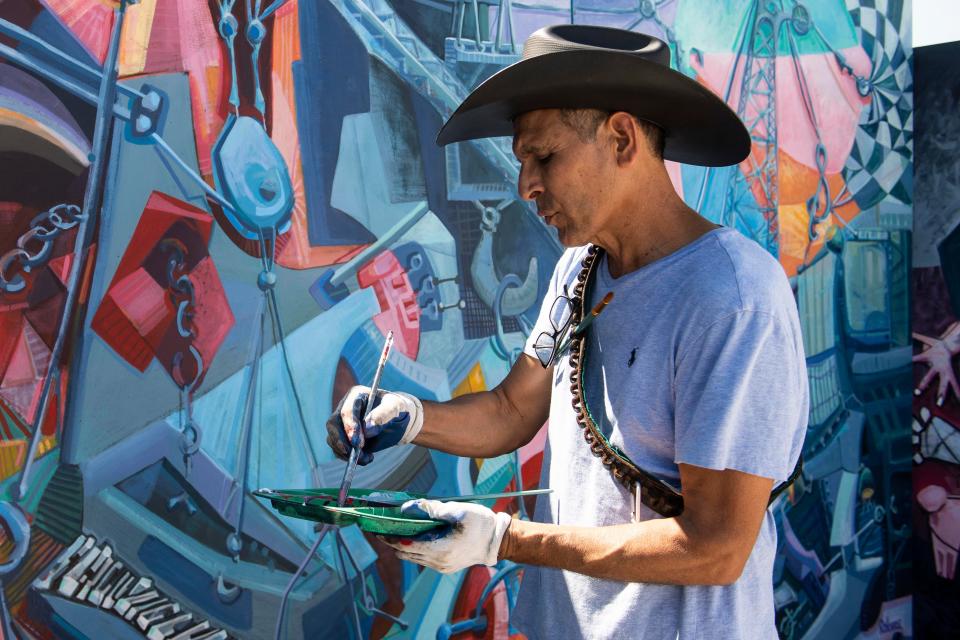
[513,228,808,639]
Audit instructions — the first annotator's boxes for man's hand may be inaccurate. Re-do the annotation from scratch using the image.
[379,499,513,574]
[325,386,423,464]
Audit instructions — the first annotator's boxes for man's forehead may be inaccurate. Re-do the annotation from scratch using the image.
[512,110,565,151]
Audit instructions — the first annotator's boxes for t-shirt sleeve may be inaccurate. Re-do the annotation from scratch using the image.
[673,309,807,482]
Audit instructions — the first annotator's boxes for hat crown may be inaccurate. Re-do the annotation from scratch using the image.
[522,25,669,67]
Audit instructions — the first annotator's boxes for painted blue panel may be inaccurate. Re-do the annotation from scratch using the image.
[294,0,374,247]
[138,535,253,630]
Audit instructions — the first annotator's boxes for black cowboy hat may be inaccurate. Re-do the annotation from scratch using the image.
[436,24,750,167]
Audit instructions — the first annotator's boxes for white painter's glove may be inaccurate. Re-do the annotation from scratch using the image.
[380,499,512,574]
[325,385,423,464]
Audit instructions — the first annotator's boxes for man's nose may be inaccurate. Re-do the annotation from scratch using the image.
[517,164,543,202]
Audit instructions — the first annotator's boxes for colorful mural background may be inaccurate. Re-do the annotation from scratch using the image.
[0,0,912,638]
[913,37,960,639]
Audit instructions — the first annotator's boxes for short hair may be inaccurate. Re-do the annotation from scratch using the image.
[558,108,665,160]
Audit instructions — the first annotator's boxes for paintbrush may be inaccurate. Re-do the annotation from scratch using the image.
[257,487,554,509]
[336,330,394,507]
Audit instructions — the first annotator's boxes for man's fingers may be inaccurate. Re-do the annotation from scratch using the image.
[325,431,348,460]
[402,498,462,523]
[394,550,429,564]
[344,394,370,447]
[394,550,450,573]
[338,387,373,440]
[324,417,350,460]
[340,395,359,439]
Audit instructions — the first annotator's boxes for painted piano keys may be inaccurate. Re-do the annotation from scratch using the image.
[33,535,230,640]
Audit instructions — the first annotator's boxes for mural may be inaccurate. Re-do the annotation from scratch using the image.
[0,0,911,638]
[913,38,960,639]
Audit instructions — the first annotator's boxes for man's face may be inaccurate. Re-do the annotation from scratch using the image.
[512,109,615,247]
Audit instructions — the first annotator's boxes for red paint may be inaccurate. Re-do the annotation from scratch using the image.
[448,565,511,639]
[91,192,234,385]
[357,251,420,359]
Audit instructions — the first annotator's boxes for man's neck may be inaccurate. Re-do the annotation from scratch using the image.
[595,177,717,279]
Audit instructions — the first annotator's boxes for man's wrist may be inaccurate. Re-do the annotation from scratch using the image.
[396,392,424,444]
[498,515,519,561]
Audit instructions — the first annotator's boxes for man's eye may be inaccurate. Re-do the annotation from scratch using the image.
[538,154,553,164]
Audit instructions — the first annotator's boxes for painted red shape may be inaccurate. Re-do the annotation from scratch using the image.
[46,253,73,287]
[0,311,23,385]
[91,192,234,384]
[3,328,34,387]
[110,267,170,337]
[357,251,421,360]
[448,565,511,640]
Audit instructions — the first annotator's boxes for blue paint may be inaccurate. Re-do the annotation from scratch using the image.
[211,115,294,239]
[394,241,443,332]
[409,87,450,226]
[294,0,374,248]
[137,535,253,630]
[23,12,98,139]
[302,595,370,640]
[309,269,350,310]
[114,459,161,505]
[123,83,168,144]
[341,324,441,401]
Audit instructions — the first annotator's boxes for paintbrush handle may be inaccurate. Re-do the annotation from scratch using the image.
[444,488,553,503]
[337,331,395,507]
[362,330,394,422]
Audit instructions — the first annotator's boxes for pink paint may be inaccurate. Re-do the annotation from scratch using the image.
[143,0,225,177]
[690,46,871,172]
[519,421,548,467]
[666,160,684,199]
[357,251,421,360]
[918,484,960,580]
[42,0,113,63]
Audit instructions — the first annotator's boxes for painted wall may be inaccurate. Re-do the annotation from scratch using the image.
[0,0,912,638]
[912,37,960,638]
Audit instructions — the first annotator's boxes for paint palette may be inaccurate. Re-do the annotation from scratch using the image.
[253,488,446,536]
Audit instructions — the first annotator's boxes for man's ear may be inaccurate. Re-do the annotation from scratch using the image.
[608,111,639,166]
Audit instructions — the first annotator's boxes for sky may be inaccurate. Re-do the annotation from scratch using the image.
[914,0,960,48]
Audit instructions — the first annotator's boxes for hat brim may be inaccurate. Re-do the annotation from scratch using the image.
[436,50,750,167]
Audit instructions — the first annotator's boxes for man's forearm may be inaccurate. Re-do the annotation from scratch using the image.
[499,517,745,586]
[413,389,534,458]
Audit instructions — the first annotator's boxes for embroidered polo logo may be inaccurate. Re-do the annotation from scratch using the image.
[627,347,637,367]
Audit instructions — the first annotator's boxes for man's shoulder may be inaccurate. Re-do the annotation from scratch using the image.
[691,228,795,317]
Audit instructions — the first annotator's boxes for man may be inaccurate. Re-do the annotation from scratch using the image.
[325,25,807,639]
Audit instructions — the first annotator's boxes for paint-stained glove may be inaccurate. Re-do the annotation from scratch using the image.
[380,499,513,574]
[325,385,424,465]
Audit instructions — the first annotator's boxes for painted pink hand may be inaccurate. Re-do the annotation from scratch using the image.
[913,322,960,406]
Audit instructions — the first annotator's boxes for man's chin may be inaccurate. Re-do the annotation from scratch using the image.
[555,227,584,248]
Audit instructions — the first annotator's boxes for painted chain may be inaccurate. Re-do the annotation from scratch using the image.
[160,239,203,466]
[0,203,84,294]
